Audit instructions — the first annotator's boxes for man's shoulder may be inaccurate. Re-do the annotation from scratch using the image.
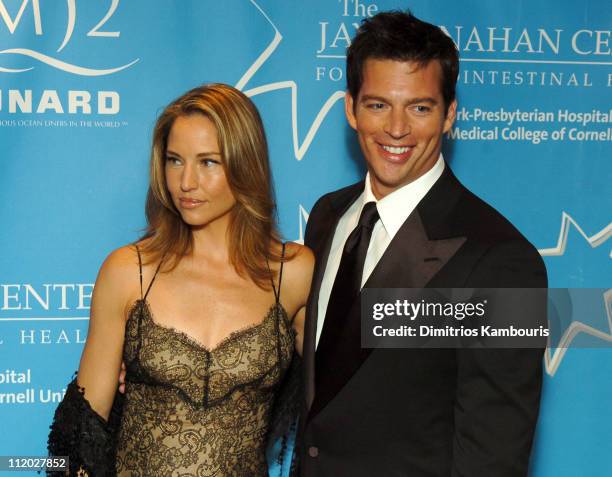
[311,181,364,213]
[304,181,363,249]
[454,182,533,246]
[449,179,546,280]
[429,168,530,246]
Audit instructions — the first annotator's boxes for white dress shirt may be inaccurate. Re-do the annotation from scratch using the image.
[315,155,445,347]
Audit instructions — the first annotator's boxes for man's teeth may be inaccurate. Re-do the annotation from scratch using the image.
[382,145,411,154]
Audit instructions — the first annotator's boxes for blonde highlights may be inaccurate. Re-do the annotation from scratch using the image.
[140,84,284,288]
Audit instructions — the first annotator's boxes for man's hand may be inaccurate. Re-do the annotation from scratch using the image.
[118,362,126,394]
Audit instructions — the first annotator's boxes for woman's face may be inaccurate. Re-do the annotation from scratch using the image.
[164,114,236,228]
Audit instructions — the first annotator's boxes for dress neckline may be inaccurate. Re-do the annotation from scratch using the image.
[129,299,291,355]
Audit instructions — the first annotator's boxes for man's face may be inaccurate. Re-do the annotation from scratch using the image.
[345,59,456,199]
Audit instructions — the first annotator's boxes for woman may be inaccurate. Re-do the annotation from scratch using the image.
[48,83,313,476]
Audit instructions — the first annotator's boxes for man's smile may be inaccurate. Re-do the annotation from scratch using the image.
[377,142,415,163]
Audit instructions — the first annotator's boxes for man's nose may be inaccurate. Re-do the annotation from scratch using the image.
[384,110,411,139]
[180,163,198,191]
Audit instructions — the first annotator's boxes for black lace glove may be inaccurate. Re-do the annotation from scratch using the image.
[47,377,124,476]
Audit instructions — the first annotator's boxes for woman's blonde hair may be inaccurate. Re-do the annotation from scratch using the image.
[139,83,285,289]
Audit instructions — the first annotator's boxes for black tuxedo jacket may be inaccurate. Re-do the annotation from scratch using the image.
[297,166,547,477]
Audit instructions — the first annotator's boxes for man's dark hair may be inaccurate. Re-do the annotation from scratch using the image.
[346,10,459,113]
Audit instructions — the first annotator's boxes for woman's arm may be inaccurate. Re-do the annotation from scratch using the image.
[266,243,313,474]
[47,247,136,475]
[282,243,315,357]
[76,247,134,419]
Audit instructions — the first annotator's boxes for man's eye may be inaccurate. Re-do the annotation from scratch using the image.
[414,105,431,113]
[366,103,386,110]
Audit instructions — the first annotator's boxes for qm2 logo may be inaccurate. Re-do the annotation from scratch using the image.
[0,0,138,76]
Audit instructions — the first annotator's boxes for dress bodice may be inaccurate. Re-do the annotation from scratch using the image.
[116,247,294,476]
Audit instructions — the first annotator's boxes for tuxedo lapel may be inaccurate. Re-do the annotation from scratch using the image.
[365,210,467,290]
[309,167,467,421]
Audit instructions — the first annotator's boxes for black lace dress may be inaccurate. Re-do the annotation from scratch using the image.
[48,246,298,476]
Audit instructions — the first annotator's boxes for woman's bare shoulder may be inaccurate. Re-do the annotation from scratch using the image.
[283,242,314,271]
[280,242,314,296]
[99,244,139,277]
[94,244,141,309]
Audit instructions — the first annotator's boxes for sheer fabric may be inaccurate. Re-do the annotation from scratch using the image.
[48,245,298,476]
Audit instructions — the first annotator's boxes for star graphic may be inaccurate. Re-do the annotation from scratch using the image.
[539,212,612,375]
[232,1,368,240]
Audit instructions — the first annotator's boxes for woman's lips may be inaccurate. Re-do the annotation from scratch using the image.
[179,198,205,209]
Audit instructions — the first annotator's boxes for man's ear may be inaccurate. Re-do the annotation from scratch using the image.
[443,99,457,133]
[345,92,357,130]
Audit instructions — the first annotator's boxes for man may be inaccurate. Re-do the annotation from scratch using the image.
[297,11,547,476]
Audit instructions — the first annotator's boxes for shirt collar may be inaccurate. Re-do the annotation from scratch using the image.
[363,155,445,240]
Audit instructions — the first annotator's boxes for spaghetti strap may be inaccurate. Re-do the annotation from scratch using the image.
[144,258,164,300]
[267,243,286,304]
[276,243,286,304]
[134,244,164,301]
[135,244,143,299]
[268,266,279,303]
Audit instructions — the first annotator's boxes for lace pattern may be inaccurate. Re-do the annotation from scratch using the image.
[116,299,295,476]
[47,243,297,476]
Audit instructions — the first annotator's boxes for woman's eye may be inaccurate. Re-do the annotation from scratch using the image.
[201,159,220,167]
[165,156,181,166]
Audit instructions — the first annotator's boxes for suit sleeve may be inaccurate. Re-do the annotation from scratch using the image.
[452,240,547,477]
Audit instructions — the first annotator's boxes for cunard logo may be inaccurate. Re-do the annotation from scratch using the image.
[0,0,138,76]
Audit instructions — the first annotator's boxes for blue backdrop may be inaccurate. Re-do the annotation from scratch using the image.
[0,1,610,475]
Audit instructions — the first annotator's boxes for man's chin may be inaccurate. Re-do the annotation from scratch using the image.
[369,175,415,198]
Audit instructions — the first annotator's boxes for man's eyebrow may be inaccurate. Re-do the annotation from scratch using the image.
[359,94,389,103]
[405,96,438,105]
[359,95,439,105]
